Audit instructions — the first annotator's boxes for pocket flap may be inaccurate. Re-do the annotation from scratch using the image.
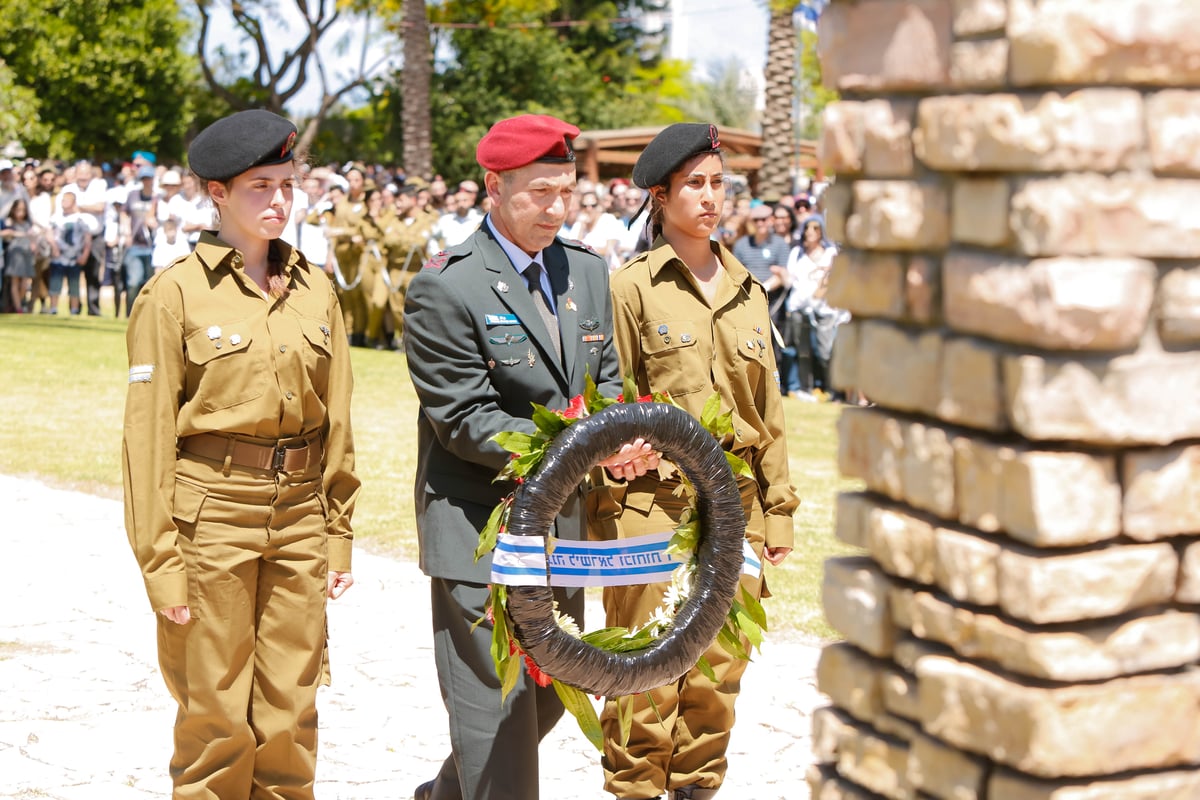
[185,322,254,366]
[173,477,209,524]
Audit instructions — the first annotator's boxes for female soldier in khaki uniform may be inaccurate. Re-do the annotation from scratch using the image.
[599,124,799,800]
[122,109,360,799]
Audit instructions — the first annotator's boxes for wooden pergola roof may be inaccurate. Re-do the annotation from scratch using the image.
[573,126,820,188]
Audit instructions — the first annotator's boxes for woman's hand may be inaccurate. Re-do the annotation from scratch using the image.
[763,546,792,566]
[327,571,354,600]
[159,606,191,625]
[598,437,661,482]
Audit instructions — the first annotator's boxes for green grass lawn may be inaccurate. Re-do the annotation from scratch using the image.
[0,312,860,639]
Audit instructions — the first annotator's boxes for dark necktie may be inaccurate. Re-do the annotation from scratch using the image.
[524,262,561,362]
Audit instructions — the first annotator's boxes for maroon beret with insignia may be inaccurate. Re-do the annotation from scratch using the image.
[188,109,297,182]
[632,123,722,189]
[476,114,581,173]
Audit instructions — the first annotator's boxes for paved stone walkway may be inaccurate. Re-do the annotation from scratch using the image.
[0,475,820,799]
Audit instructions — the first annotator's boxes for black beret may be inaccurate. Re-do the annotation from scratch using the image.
[632,123,722,189]
[188,109,297,182]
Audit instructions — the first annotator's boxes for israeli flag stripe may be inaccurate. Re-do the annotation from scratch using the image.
[491,531,764,587]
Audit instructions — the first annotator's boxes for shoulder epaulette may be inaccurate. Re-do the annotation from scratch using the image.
[422,251,450,271]
[560,237,600,257]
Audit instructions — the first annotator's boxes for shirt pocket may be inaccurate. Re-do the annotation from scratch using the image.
[184,321,266,412]
[299,316,334,395]
[640,318,708,396]
[733,326,770,384]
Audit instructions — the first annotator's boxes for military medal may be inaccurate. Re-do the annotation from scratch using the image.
[207,325,221,340]
[501,357,520,367]
[527,348,536,367]
[580,318,600,331]
[230,334,242,346]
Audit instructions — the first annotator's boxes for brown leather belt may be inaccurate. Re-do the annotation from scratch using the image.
[180,432,321,473]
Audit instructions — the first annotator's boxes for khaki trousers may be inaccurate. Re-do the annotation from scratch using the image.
[599,477,765,799]
[158,454,329,799]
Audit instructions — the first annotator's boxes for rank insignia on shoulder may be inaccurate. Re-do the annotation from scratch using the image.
[128,364,155,384]
[579,318,600,331]
[423,251,449,270]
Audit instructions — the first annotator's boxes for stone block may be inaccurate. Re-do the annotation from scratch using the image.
[1009,0,1200,86]
[1011,176,1200,258]
[863,99,916,177]
[998,542,1178,625]
[823,557,897,658]
[1005,350,1200,445]
[823,180,852,244]
[915,90,1142,172]
[951,178,1010,247]
[1123,445,1200,541]
[813,705,860,764]
[882,667,921,722]
[818,0,953,92]
[937,337,1006,432]
[990,766,1200,800]
[817,641,887,724]
[904,256,941,325]
[820,101,866,176]
[835,490,873,549]
[901,420,957,520]
[950,39,1009,89]
[908,730,988,800]
[998,448,1123,548]
[952,0,1007,35]
[808,764,885,800]
[847,181,951,251]
[917,656,1200,777]
[856,321,943,416]
[866,503,937,585]
[902,587,1200,681]
[836,719,915,800]
[943,252,1155,350]
[1147,90,1200,175]
[1178,540,1200,604]
[825,250,907,320]
[838,406,904,500]
[1158,264,1200,345]
[932,525,1001,606]
[830,319,861,393]
[894,635,947,673]
[952,437,1012,535]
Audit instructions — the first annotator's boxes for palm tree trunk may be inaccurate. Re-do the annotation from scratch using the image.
[402,0,433,180]
[759,3,797,198]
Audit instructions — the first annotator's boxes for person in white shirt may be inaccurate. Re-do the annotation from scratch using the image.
[59,160,108,315]
[430,181,483,249]
[563,189,625,270]
[782,214,842,398]
[151,217,192,271]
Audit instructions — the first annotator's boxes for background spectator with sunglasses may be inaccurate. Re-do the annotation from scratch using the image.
[562,187,625,270]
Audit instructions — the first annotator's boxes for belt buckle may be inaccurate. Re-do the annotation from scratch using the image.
[272,444,287,472]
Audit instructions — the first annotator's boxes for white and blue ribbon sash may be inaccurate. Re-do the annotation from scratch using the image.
[491,530,761,588]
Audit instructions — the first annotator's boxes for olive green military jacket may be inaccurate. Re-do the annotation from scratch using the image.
[610,237,799,550]
[403,219,622,584]
[122,232,360,611]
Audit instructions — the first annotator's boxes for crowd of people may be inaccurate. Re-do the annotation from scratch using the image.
[0,147,847,400]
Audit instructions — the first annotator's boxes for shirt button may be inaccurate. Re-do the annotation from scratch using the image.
[232,255,242,266]
[279,344,287,353]
[286,391,294,400]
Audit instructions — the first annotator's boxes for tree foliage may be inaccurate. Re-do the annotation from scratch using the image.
[797,28,837,139]
[668,57,759,132]
[0,0,192,162]
[0,60,49,151]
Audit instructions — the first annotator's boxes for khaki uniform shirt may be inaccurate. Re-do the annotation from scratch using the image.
[610,237,798,549]
[328,196,367,270]
[382,212,434,273]
[123,232,360,610]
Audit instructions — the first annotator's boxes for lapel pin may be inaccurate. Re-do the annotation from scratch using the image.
[229,334,242,346]
[565,298,577,312]
[207,325,221,340]
[497,281,509,293]
[527,348,536,367]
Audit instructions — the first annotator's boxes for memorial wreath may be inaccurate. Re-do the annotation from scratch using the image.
[475,375,769,750]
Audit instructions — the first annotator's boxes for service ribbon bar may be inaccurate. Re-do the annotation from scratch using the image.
[492,531,761,588]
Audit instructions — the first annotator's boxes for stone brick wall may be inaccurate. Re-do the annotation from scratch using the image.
[810,1,1200,797]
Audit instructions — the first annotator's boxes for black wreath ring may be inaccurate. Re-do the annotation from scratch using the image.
[504,401,747,697]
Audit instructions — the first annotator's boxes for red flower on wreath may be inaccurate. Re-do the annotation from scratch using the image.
[616,393,655,403]
[560,394,588,420]
[509,638,554,687]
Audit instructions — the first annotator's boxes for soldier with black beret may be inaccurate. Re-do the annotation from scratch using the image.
[597,123,799,800]
[403,113,659,800]
[122,108,360,799]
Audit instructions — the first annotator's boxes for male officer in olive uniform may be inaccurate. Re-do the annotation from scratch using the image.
[403,114,657,800]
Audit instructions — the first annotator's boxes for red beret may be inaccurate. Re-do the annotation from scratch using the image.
[476,114,580,172]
